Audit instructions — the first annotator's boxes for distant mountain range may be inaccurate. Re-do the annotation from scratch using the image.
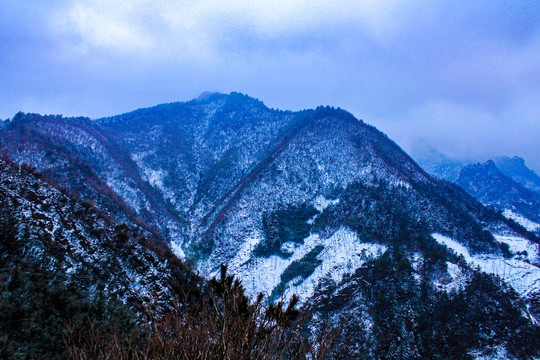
[495,156,540,194]
[412,139,540,235]
[456,160,540,230]
[1,92,539,358]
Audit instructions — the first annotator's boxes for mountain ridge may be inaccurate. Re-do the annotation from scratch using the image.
[1,93,535,256]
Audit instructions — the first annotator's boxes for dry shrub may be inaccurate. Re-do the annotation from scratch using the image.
[65,265,340,360]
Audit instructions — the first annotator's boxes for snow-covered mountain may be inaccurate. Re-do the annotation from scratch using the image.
[1,92,539,358]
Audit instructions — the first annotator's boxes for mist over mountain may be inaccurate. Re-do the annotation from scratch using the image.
[413,141,540,196]
[410,137,467,182]
[412,139,540,236]
[1,92,539,358]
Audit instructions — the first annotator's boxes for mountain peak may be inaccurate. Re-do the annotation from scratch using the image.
[196,91,221,100]
[189,91,268,109]
[484,159,498,170]
[457,160,508,184]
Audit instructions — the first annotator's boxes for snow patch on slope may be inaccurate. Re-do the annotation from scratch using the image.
[131,152,176,202]
[308,195,340,224]
[496,234,539,264]
[469,345,511,360]
[434,261,468,293]
[503,209,540,232]
[313,195,339,212]
[170,240,186,259]
[433,233,540,298]
[226,227,385,303]
[106,177,143,212]
[282,228,386,302]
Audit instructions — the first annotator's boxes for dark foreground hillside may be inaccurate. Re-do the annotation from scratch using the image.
[0,156,334,359]
[0,156,195,357]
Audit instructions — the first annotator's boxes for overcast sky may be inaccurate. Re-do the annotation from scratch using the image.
[1,0,540,171]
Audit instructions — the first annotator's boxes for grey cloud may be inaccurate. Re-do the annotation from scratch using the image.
[1,0,539,171]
